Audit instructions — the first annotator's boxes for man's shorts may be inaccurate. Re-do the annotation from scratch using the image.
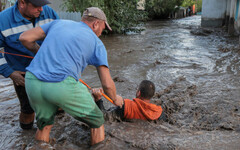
[25,72,104,130]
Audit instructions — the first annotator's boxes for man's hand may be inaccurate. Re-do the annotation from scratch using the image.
[9,71,25,86]
[113,95,124,108]
[92,88,103,102]
[92,88,124,107]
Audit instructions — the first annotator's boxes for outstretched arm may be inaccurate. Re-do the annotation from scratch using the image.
[92,88,125,121]
[97,65,123,107]
[19,27,46,53]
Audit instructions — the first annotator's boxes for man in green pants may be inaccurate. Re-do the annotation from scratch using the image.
[20,7,123,145]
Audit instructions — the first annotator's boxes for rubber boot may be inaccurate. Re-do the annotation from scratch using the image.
[19,112,35,130]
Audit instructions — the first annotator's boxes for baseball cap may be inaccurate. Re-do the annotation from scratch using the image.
[83,7,112,31]
[28,0,51,7]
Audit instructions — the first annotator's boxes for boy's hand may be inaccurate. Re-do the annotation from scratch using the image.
[92,88,103,102]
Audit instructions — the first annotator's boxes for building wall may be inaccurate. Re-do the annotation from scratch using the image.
[235,0,240,32]
[202,0,240,44]
[201,0,240,33]
[201,0,227,27]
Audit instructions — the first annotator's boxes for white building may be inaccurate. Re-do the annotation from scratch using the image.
[201,0,240,36]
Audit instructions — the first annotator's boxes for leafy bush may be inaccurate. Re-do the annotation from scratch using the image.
[145,0,183,19]
[63,0,148,34]
[181,0,202,12]
[181,0,195,7]
[196,0,202,12]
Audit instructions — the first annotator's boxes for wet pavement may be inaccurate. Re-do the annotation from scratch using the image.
[0,15,240,150]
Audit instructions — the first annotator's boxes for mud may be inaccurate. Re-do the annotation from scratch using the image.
[1,16,240,150]
[190,28,213,36]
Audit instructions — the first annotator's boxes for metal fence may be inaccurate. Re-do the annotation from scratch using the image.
[57,11,81,22]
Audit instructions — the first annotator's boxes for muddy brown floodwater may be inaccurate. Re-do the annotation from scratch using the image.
[1,16,240,150]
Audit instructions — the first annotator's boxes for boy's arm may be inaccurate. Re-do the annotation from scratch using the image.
[92,88,124,121]
[95,99,106,112]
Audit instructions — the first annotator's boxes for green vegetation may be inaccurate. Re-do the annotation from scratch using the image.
[63,0,147,34]
[181,0,202,12]
[0,0,202,33]
[181,0,195,7]
[62,0,202,33]
[145,0,183,19]
[196,0,202,12]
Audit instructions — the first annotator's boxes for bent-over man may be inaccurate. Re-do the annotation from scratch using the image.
[19,7,123,145]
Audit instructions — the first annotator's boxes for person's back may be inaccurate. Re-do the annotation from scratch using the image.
[124,98,162,120]
[27,20,105,82]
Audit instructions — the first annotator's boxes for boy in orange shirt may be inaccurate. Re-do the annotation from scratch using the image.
[92,80,166,121]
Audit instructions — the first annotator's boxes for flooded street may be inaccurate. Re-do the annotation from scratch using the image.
[1,15,240,149]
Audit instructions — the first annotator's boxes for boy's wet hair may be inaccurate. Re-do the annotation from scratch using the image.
[138,80,155,99]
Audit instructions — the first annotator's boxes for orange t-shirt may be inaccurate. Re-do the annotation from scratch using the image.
[124,98,162,120]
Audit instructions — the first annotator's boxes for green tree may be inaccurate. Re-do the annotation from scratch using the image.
[63,0,147,34]
[181,0,194,7]
[145,0,183,19]
[196,0,202,12]
[181,0,202,12]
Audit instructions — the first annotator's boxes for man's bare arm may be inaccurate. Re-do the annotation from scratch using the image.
[97,66,123,107]
[19,27,46,53]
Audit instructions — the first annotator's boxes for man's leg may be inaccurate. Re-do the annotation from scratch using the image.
[25,72,57,142]
[53,78,105,145]
[91,125,105,145]
[35,125,53,142]
[14,83,35,129]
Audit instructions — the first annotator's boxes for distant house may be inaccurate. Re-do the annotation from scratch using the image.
[169,6,187,19]
[137,0,145,10]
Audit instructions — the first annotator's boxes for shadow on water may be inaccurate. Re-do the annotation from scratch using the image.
[1,16,240,149]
